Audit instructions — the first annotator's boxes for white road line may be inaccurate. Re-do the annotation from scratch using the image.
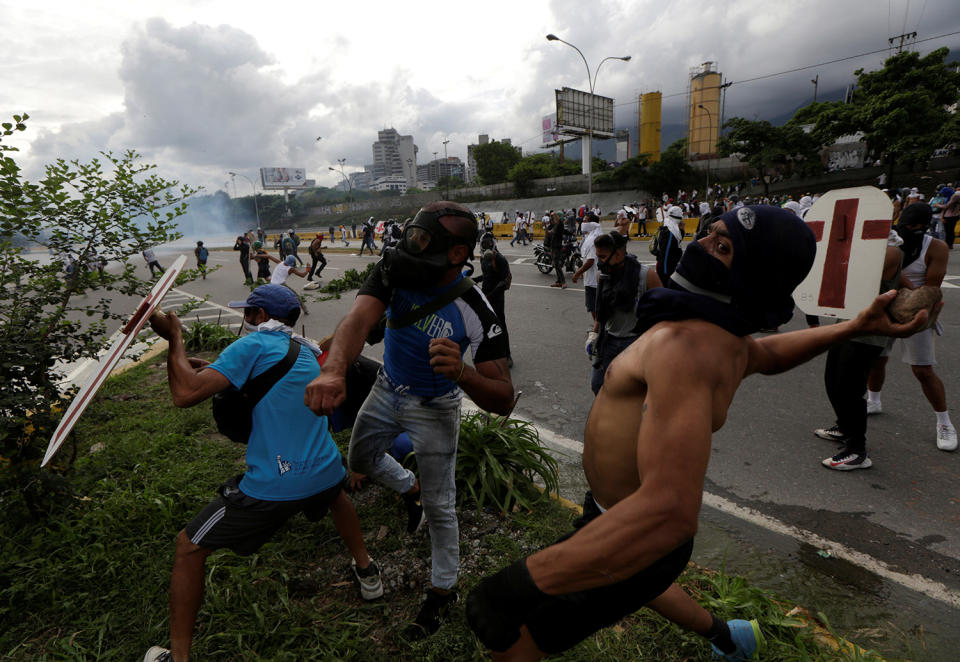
[462,401,960,609]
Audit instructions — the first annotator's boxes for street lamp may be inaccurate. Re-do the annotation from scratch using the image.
[228,171,260,228]
[546,34,630,206]
[328,160,352,195]
[442,139,450,199]
[697,104,713,198]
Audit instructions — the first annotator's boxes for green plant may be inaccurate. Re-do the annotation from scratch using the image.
[456,412,559,513]
[0,115,198,517]
[313,262,377,299]
[182,319,240,352]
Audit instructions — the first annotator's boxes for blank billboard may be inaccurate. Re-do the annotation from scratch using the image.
[555,87,614,138]
[260,167,307,189]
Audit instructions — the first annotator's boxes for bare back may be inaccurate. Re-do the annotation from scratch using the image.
[583,319,750,509]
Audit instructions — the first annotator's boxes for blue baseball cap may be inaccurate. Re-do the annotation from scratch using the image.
[227,284,300,317]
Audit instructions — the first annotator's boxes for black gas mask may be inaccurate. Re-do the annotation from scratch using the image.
[380,207,477,289]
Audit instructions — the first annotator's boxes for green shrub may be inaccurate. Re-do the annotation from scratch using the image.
[182,319,240,352]
[456,412,559,513]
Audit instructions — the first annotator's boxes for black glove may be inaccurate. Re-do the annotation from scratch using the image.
[466,557,548,651]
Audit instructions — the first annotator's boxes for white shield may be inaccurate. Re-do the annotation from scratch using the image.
[793,187,893,319]
[42,255,188,467]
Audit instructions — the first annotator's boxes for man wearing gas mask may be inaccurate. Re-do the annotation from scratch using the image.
[305,201,514,639]
[467,206,935,661]
[588,231,662,395]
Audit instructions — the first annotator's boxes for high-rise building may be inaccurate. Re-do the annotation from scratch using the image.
[417,157,465,187]
[687,62,721,158]
[371,128,418,189]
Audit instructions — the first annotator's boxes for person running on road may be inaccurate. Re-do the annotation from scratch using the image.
[251,241,271,283]
[267,254,310,316]
[142,248,165,277]
[307,232,327,282]
[193,241,208,280]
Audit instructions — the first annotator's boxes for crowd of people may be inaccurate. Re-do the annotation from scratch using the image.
[136,176,954,661]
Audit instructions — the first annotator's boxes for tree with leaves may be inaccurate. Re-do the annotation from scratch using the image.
[0,114,197,517]
[717,118,820,197]
[791,47,960,186]
[506,153,581,196]
[473,141,522,185]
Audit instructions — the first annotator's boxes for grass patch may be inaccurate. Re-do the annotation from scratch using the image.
[0,357,896,661]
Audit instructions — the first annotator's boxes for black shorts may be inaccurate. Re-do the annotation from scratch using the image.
[185,474,346,556]
[525,491,694,654]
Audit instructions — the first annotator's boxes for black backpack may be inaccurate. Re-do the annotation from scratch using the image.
[211,338,300,443]
[649,225,672,258]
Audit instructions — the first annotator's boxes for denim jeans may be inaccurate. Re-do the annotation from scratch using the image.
[348,371,462,589]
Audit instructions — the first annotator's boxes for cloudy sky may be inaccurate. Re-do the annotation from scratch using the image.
[3,0,959,195]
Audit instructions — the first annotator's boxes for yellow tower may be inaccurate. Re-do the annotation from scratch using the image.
[639,92,662,163]
[688,62,721,157]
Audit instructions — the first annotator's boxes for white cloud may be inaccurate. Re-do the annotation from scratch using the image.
[2,0,958,192]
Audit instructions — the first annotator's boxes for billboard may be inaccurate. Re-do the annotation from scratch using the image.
[260,167,307,189]
[541,113,561,147]
[555,87,615,139]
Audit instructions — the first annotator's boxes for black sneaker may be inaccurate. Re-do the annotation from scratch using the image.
[403,589,459,640]
[822,450,873,471]
[403,489,426,534]
[813,425,849,442]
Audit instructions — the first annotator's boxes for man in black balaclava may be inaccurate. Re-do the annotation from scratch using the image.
[467,205,936,662]
[306,201,515,640]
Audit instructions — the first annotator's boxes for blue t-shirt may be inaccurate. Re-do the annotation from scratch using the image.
[208,331,344,500]
[358,262,509,397]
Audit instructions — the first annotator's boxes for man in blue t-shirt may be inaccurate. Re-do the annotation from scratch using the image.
[305,201,514,640]
[143,285,382,662]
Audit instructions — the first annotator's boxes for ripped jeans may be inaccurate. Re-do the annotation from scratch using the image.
[348,371,462,589]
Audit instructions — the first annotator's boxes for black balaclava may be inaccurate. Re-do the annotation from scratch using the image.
[635,205,816,336]
[895,203,932,267]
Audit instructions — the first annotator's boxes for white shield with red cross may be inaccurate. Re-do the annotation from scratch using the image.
[793,187,893,319]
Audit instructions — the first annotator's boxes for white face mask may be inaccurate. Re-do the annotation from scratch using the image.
[243,321,260,334]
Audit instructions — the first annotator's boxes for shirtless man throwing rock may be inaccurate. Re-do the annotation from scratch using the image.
[467,206,934,661]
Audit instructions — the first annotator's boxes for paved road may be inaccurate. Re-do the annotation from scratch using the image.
[104,234,960,658]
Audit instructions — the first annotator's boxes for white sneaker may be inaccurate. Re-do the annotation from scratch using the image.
[351,558,384,600]
[143,647,173,662]
[866,400,882,415]
[936,424,958,451]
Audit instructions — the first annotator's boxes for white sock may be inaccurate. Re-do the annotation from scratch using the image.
[867,390,881,404]
[935,411,953,427]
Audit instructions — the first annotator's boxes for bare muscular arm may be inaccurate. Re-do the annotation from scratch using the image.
[746,290,934,376]
[526,335,717,593]
[149,311,230,407]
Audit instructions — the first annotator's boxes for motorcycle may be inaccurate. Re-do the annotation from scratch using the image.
[533,243,553,274]
[533,235,583,274]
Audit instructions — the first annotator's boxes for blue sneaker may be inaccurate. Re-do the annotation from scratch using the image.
[712,619,763,660]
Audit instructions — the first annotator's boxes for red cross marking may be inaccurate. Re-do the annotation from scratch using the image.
[805,198,890,309]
